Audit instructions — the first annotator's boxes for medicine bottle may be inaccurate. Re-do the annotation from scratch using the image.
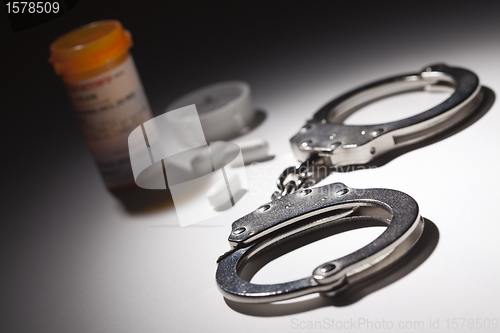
[49,20,153,191]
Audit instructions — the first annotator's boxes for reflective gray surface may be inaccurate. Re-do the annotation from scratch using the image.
[217,183,423,303]
[290,64,482,165]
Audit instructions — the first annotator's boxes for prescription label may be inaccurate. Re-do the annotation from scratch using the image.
[66,56,153,189]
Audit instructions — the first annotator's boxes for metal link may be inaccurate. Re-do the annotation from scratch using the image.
[272,153,320,200]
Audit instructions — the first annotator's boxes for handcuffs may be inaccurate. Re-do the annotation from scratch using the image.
[216,64,482,303]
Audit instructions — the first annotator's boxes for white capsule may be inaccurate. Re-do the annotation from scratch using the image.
[231,139,269,167]
[206,172,241,209]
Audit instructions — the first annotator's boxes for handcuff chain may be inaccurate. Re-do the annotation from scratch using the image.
[271,153,321,200]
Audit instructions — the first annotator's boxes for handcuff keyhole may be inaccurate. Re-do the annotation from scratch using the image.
[330,142,341,150]
[336,188,349,196]
[299,189,312,196]
[320,264,336,273]
[257,204,271,212]
[233,227,246,235]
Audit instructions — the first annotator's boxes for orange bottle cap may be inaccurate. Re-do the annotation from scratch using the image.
[49,20,132,75]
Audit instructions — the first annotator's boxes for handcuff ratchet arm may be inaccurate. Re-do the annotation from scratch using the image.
[290,64,481,165]
[216,183,423,303]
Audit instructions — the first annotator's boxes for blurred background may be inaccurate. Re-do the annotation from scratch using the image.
[1,1,499,332]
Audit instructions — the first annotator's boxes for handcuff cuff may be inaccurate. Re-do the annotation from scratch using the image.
[216,64,482,303]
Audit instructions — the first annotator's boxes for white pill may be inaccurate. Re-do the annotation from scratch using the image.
[206,172,241,208]
[230,139,269,167]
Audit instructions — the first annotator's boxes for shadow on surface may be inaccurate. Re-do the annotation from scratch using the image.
[112,185,175,214]
[224,218,439,317]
